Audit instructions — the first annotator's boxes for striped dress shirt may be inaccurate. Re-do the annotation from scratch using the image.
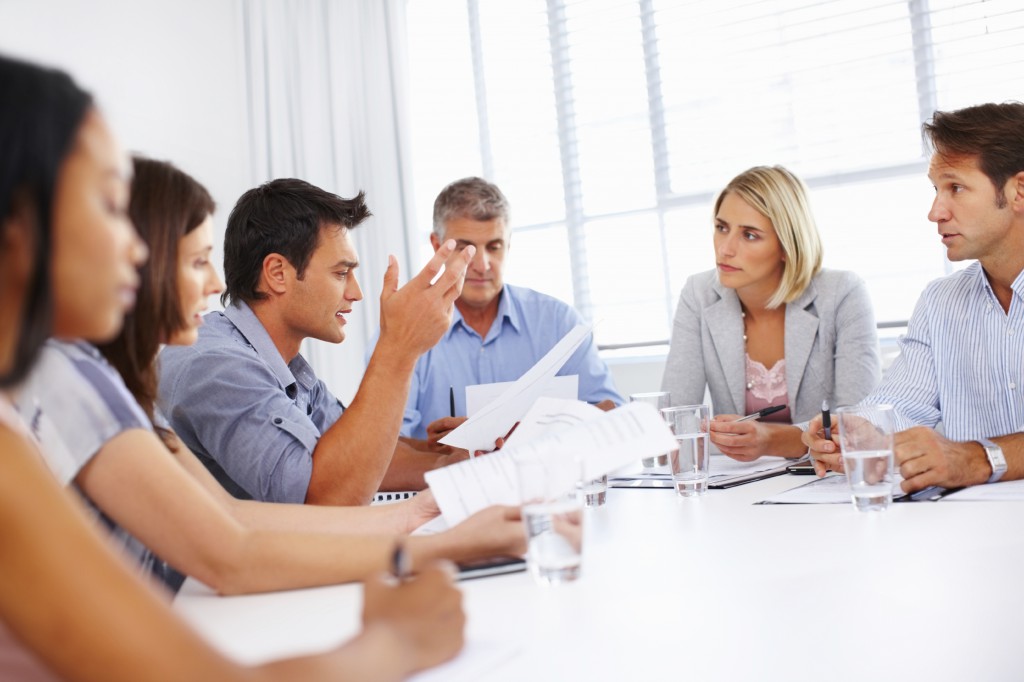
[868,261,1024,440]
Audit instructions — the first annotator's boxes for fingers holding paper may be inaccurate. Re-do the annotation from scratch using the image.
[427,416,467,447]
[439,505,526,563]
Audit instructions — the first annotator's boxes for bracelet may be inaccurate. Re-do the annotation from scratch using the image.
[390,540,411,580]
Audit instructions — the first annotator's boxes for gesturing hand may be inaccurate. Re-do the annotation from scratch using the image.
[377,240,475,363]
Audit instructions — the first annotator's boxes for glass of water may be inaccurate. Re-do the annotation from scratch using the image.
[836,404,896,512]
[577,473,608,507]
[516,454,584,585]
[629,391,672,467]
[660,404,711,497]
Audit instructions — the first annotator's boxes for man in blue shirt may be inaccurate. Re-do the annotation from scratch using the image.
[158,179,476,505]
[400,177,622,444]
[803,102,1024,493]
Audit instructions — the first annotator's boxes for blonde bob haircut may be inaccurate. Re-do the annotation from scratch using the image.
[713,165,823,309]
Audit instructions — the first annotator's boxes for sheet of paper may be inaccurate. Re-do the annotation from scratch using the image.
[426,402,677,525]
[707,454,790,481]
[614,455,790,479]
[609,455,792,488]
[502,396,602,447]
[756,474,853,504]
[439,324,593,452]
[757,473,905,504]
[465,375,578,417]
[943,478,1024,501]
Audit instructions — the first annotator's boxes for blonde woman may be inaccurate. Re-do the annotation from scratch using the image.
[661,166,881,460]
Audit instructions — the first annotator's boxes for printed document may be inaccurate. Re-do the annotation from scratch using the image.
[425,401,676,525]
[465,375,578,417]
[439,324,592,452]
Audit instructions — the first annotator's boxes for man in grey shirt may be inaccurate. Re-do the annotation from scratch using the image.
[158,179,475,505]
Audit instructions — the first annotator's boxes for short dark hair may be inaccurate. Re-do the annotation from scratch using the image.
[923,101,1024,205]
[222,179,371,306]
[0,54,92,387]
[97,157,215,427]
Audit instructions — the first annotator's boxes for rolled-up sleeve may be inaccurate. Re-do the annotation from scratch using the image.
[162,346,319,503]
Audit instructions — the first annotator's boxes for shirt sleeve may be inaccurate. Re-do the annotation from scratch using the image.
[865,285,942,431]
[21,345,151,486]
[661,276,709,406]
[160,345,320,503]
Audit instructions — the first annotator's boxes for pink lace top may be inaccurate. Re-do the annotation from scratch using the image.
[744,355,791,423]
[0,394,63,682]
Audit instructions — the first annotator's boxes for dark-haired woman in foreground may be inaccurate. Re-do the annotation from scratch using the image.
[0,53,465,682]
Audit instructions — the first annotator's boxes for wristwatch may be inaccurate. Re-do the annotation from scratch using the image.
[976,437,1007,484]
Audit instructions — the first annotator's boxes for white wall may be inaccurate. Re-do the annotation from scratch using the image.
[0,0,252,240]
[0,0,374,403]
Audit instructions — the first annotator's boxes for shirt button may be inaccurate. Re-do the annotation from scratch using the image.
[1010,383,1017,390]
[1009,329,1015,335]
[273,417,283,424]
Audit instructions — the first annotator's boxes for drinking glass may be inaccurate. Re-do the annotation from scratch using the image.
[660,404,711,497]
[516,455,584,584]
[836,404,896,512]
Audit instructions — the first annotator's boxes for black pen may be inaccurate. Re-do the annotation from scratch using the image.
[449,386,456,418]
[391,541,411,581]
[898,485,959,502]
[821,400,832,440]
[735,404,786,423]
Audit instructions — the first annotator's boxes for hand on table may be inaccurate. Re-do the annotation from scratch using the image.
[894,426,990,493]
[362,562,465,673]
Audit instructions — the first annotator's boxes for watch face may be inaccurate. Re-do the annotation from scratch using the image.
[980,440,1007,483]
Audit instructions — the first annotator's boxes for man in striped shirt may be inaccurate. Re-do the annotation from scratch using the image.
[804,101,1024,494]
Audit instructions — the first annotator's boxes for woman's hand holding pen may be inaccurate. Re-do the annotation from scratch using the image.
[709,415,771,461]
[362,561,465,674]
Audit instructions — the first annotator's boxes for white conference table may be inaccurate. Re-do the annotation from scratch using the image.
[175,474,1024,681]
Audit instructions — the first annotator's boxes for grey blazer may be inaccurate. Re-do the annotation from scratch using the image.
[661,268,881,424]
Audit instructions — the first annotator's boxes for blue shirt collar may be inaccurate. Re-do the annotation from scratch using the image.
[974,261,1024,309]
[223,302,315,393]
[448,285,521,341]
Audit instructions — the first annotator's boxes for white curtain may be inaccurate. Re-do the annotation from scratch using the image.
[241,0,414,404]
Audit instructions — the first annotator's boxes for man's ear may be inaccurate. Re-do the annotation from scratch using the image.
[261,253,291,295]
[1010,171,1024,214]
[429,232,442,253]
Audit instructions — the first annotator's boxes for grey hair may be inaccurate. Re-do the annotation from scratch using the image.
[432,176,510,237]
